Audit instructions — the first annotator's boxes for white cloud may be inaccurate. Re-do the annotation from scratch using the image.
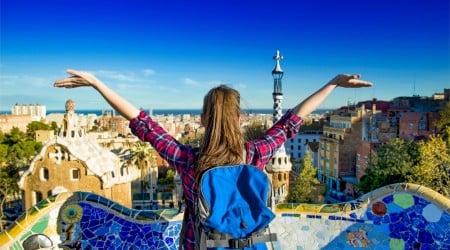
[143,69,156,76]
[183,77,200,86]
[93,70,138,82]
[233,83,247,90]
[0,75,18,86]
[206,80,224,87]
[0,74,51,87]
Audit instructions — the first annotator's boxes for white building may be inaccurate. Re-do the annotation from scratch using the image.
[12,103,46,121]
[285,130,322,160]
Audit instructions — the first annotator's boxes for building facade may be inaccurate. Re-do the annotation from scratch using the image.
[18,99,140,210]
[318,108,364,202]
[12,103,46,121]
[285,130,322,160]
[0,114,32,132]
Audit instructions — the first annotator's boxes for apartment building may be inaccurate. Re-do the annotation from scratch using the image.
[318,107,364,202]
[11,103,46,121]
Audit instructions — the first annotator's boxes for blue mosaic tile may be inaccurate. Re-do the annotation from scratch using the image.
[386,201,404,214]
[381,214,390,224]
[414,195,430,207]
[19,190,444,250]
[82,228,96,239]
[366,211,376,221]
[389,213,402,224]
[382,195,393,204]
[164,237,174,245]
[439,211,450,223]
[418,230,434,244]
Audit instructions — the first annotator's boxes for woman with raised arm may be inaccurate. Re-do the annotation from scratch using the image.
[54,69,372,250]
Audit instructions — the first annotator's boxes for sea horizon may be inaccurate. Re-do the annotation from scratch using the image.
[0,108,330,116]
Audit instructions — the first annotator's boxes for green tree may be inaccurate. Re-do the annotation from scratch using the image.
[287,153,320,203]
[0,163,21,231]
[436,102,450,132]
[158,168,175,187]
[3,127,25,146]
[26,121,52,139]
[244,121,265,141]
[411,133,450,196]
[0,127,43,215]
[357,138,419,193]
[132,142,157,194]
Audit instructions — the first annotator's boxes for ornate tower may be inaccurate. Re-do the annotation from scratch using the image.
[265,50,293,204]
[272,50,284,123]
[59,99,85,139]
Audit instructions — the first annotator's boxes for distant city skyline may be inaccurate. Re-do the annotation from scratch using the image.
[1,0,449,111]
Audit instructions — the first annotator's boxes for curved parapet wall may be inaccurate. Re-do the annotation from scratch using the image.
[272,183,450,249]
[1,183,449,249]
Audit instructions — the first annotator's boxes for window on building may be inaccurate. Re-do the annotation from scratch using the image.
[409,123,414,129]
[297,145,301,150]
[419,123,426,130]
[298,153,301,158]
[71,168,80,180]
[278,173,282,181]
[357,154,360,161]
[298,138,302,143]
[306,139,309,143]
[33,191,43,205]
[40,167,49,181]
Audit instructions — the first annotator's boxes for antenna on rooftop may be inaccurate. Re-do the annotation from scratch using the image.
[413,74,416,96]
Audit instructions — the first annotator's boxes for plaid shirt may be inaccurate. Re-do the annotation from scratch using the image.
[129,110,302,250]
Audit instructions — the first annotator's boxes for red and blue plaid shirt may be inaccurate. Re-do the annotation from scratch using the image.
[130,110,302,250]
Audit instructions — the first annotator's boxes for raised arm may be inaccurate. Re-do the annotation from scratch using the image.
[292,74,372,118]
[54,69,140,120]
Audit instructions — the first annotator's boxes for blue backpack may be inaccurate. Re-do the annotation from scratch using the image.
[195,164,278,250]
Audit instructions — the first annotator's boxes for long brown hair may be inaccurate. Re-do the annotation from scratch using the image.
[195,85,244,182]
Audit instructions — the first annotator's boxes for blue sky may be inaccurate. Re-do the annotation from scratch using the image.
[1,0,449,111]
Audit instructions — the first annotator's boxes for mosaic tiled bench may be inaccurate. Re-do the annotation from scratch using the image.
[1,183,449,249]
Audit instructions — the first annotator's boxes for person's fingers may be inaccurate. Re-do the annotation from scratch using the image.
[54,76,89,88]
[349,79,373,87]
[66,69,81,77]
[351,74,361,79]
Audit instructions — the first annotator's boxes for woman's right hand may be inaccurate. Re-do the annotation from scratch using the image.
[54,68,140,120]
[328,74,373,88]
[54,69,102,89]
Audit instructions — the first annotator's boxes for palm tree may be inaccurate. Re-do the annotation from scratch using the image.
[131,142,157,208]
